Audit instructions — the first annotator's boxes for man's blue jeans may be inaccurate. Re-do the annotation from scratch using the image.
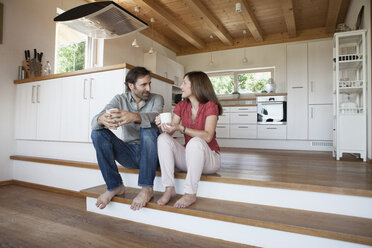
[91,125,159,191]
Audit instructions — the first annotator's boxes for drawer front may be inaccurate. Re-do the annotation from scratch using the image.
[216,124,229,138]
[230,125,257,138]
[218,113,230,124]
[230,106,257,112]
[230,112,257,124]
[222,107,230,113]
[257,125,287,139]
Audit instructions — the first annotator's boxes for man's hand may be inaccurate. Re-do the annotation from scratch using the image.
[110,109,141,127]
[98,112,120,130]
[155,115,161,128]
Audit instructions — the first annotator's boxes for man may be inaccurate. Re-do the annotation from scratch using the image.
[91,67,164,211]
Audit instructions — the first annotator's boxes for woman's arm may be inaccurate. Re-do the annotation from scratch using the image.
[160,114,181,136]
[179,115,218,143]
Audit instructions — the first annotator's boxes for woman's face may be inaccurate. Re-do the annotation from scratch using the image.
[181,76,193,99]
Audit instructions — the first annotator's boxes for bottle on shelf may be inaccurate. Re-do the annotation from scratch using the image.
[44,61,52,76]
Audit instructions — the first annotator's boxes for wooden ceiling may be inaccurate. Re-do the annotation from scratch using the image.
[86,0,350,56]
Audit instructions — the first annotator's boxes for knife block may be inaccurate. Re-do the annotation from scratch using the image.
[23,59,42,78]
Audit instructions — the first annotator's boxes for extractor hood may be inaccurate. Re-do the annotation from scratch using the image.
[54,1,148,39]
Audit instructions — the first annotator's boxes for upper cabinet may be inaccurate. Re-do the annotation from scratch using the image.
[308,40,333,104]
[144,52,184,86]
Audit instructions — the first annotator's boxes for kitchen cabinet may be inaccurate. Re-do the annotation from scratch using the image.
[60,69,125,142]
[308,104,333,140]
[15,79,61,141]
[287,43,308,140]
[308,40,333,104]
[257,125,287,140]
[216,107,230,138]
[229,106,257,138]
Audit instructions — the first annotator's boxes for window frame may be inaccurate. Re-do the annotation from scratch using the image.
[208,67,275,97]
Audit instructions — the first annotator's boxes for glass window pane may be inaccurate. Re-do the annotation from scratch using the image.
[55,23,87,73]
[238,71,271,93]
[209,75,234,95]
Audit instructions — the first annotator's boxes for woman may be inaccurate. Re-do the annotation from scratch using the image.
[155,71,222,208]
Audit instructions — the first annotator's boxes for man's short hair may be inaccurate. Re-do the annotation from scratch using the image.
[125,67,151,91]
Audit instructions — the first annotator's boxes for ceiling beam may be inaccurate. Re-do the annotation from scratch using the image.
[184,0,233,46]
[280,0,296,37]
[325,0,343,33]
[135,0,205,49]
[240,0,264,42]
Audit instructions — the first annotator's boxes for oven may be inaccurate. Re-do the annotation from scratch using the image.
[257,95,287,125]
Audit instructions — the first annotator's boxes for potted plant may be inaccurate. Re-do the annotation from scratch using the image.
[232,91,240,99]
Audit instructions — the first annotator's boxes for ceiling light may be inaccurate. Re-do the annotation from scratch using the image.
[148,18,155,54]
[242,30,248,63]
[208,34,214,65]
[132,38,139,48]
[132,6,141,48]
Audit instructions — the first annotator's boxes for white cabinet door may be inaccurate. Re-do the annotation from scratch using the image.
[257,125,287,139]
[308,40,333,104]
[151,78,172,112]
[287,43,308,89]
[60,75,91,142]
[89,69,125,141]
[308,104,333,140]
[287,43,308,140]
[14,83,38,139]
[36,79,62,141]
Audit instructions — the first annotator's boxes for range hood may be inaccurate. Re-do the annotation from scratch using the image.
[54,1,148,39]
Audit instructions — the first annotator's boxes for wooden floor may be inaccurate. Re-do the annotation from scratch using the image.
[0,185,252,248]
[216,148,372,195]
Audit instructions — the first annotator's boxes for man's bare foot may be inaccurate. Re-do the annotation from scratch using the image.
[157,187,176,206]
[173,193,196,208]
[96,185,125,209]
[130,187,153,211]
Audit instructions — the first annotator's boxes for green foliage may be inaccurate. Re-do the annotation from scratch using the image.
[209,75,234,94]
[238,72,269,93]
[56,41,86,73]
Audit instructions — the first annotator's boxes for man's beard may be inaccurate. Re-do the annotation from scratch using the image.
[133,86,150,100]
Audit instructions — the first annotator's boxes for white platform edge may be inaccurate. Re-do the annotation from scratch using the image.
[86,197,370,248]
[12,161,372,219]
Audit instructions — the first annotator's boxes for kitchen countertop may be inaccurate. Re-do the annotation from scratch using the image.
[218,93,287,106]
[14,63,174,85]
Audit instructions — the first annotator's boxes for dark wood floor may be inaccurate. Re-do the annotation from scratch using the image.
[216,148,372,194]
[0,185,252,248]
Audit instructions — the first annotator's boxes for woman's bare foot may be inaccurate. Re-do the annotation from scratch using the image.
[96,185,125,209]
[173,193,196,208]
[157,187,176,206]
[130,187,153,211]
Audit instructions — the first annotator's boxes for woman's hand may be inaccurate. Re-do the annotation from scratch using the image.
[161,123,179,134]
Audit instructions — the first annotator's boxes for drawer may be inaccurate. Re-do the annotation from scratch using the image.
[230,112,257,124]
[257,125,287,139]
[222,107,230,113]
[230,106,257,112]
[218,113,230,124]
[230,124,257,138]
[216,124,229,138]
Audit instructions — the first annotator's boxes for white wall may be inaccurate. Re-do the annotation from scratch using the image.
[0,0,84,181]
[104,32,176,67]
[344,0,371,159]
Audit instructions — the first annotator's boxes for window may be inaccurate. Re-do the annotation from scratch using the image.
[208,68,274,95]
[55,22,88,73]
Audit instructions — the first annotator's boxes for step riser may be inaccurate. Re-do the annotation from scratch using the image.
[86,197,369,248]
[13,161,372,219]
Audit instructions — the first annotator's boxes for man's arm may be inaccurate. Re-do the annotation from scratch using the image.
[91,95,121,130]
[139,95,164,128]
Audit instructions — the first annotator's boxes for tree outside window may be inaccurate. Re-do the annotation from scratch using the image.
[209,74,234,94]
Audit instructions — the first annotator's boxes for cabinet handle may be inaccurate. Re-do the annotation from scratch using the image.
[238,114,249,116]
[238,108,248,110]
[90,78,94,99]
[311,81,314,92]
[291,86,303,89]
[31,86,36,103]
[83,79,88,99]
[266,127,277,130]
[217,126,226,128]
[238,126,248,128]
[311,107,314,119]
[36,85,40,103]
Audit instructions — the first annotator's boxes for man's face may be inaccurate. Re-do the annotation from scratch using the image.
[129,75,152,101]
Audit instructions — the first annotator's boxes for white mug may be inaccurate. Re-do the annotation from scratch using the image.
[160,112,172,126]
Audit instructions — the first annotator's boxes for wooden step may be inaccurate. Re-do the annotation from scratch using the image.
[81,185,372,246]
[10,155,372,197]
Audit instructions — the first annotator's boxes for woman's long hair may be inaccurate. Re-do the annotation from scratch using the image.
[184,71,223,115]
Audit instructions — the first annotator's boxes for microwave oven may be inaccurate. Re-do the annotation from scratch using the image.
[257,95,287,125]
